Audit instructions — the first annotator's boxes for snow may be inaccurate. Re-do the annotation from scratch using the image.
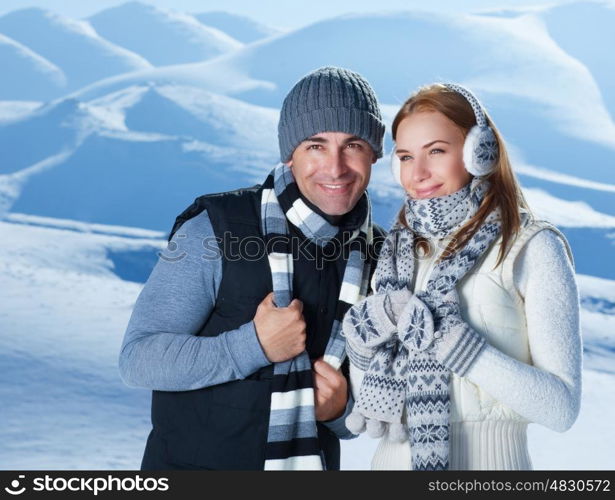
[523,188,615,228]
[0,34,66,101]
[0,85,279,230]
[88,1,243,66]
[193,11,282,44]
[515,163,615,194]
[481,1,615,116]
[0,100,43,124]
[0,218,164,468]
[459,12,615,150]
[0,2,614,471]
[0,7,151,97]
[1,218,613,469]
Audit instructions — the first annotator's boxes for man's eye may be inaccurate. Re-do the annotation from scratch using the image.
[347,143,362,149]
[307,144,322,150]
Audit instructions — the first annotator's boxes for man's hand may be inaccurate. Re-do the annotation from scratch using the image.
[253,292,306,362]
[313,358,348,421]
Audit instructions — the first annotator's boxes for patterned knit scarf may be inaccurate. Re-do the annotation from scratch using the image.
[260,164,373,470]
[354,176,501,470]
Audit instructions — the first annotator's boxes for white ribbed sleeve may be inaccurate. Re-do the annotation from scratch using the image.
[464,229,582,432]
[349,229,583,433]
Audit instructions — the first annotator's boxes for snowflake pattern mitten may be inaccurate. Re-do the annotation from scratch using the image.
[429,289,487,376]
[342,293,400,371]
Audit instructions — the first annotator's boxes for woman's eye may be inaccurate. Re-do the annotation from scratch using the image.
[399,155,413,162]
[430,148,444,155]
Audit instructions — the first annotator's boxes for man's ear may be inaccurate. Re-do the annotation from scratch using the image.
[286,160,293,168]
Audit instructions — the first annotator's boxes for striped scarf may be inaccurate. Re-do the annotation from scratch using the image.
[260,164,373,470]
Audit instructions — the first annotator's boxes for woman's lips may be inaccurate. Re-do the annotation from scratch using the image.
[413,184,443,199]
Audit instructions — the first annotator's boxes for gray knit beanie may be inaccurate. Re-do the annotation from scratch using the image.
[278,66,385,163]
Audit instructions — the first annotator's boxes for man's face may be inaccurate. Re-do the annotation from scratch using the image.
[287,132,376,216]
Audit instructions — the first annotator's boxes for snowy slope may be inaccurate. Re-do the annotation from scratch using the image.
[69,10,615,194]
[88,1,243,66]
[0,33,66,101]
[193,11,281,43]
[0,98,87,175]
[1,72,613,274]
[0,101,41,124]
[188,10,615,151]
[0,216,163,469]
[1,84,279,230]
[479,1,615,116]
[0,4,613,470]
[0,7,151,96]
[0,215,613,469]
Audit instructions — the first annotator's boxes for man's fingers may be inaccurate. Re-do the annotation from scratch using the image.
[289,298,303,313]
[313,358,338,380]
[313,372,332,398]
[260,291,276,308]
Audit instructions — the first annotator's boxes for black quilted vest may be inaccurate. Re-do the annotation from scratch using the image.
[140,185,384,470]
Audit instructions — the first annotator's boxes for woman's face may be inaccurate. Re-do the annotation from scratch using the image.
[395,110,471,199]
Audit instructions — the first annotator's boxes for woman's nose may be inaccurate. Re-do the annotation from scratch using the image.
[411,157,430,183]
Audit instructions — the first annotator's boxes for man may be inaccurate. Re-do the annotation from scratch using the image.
[119,66,386,470]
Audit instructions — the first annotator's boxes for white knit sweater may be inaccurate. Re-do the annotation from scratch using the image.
[349,224,582,470]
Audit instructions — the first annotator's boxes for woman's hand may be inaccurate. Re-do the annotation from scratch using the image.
[425,288,487,376]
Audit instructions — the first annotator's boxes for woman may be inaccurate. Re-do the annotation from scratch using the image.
[342,83,582,470]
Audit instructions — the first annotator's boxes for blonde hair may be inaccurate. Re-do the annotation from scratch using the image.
[392,83,531,266]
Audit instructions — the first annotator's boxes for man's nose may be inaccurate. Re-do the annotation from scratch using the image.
[326,148,349,178]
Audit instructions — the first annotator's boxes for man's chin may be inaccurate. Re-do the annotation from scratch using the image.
[315,199,355,217]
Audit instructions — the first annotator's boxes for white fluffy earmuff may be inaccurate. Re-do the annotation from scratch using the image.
[444,83,498,177]
[463,124,499,177]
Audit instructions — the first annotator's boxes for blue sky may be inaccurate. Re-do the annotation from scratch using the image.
[0,0,590,29]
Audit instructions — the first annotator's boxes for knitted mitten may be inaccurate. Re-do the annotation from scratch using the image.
[428,288,487,376]
[396,294,436,352]
[343,289,412,441]
[343,290,412,369]
[343,293,397,370]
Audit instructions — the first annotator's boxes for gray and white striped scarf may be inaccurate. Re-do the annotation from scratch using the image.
[260,164,373,470]
[350,176,501,470]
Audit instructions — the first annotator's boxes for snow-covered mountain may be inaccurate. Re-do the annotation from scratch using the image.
[481,1,615,116]
[0,8,151,94]
[88,1,243,66]
[0,33,66,101]
[1,2,614,470]
[70,10,615,184]
[0,84,279,231]
[193,11,281,43]
[15,8,613,276]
